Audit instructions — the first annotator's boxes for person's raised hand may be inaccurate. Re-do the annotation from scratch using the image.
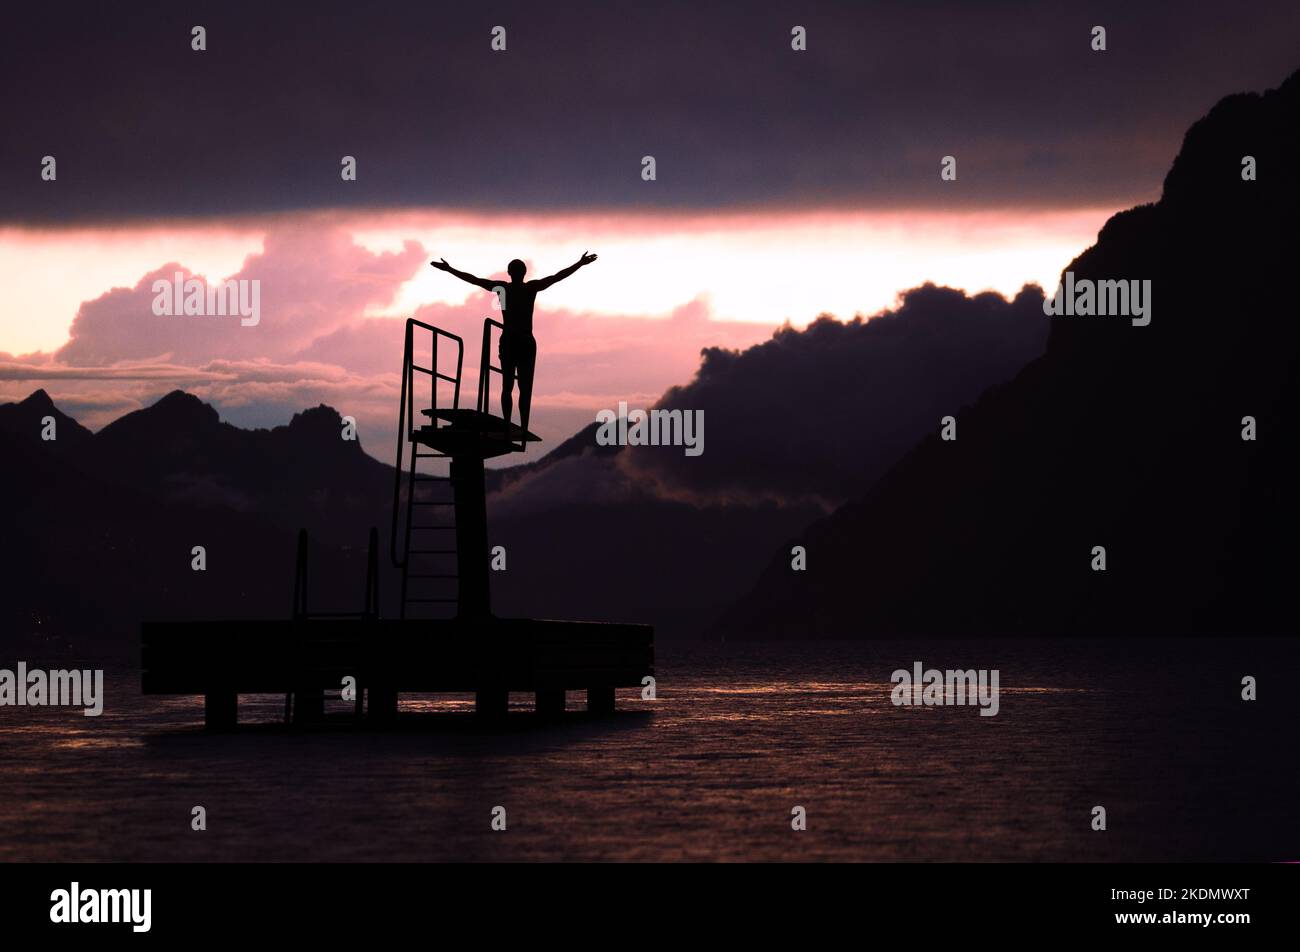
[430,258,451,271]
[580,251,598,266]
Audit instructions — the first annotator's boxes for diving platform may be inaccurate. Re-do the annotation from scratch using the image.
[418,408,539,459]
[139,315,654,730]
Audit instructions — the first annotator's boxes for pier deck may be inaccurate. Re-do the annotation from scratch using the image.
[142,617,653,729]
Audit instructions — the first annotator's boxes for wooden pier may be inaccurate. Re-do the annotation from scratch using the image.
[142,616,653,729]
[140,316,654,730]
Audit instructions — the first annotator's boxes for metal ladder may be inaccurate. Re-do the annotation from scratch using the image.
[391,318,464,619]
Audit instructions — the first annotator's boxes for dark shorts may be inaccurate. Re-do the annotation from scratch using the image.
[498,333,537,386]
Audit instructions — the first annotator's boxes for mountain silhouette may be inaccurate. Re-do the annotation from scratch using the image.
[622,283,1048,504]
[0,266,1049,651]
[0,386,820,651]
[90,391,389,536]
[16,61,1283,653]
[483,285,1048,635]
[0,392,392,657]
[0,389,94,502]
[718,69,1300,639]
[0,388,93,450]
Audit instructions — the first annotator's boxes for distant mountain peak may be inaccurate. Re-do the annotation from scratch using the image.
[717,67,1300,641]
[0,389,93,446]
[19,388,53,409]
[275,403,369,457]
[287,404,344,429]
[4,387,78,422]
[95,389,220,443]
[148,390,220,423]
[1160,67,1298,209]
[153,389,208,409]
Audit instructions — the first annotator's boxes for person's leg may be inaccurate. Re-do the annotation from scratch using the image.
[517,336,537,440]
[498,336,516,435]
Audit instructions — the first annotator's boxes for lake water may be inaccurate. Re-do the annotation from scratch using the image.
[1,639,1296,861]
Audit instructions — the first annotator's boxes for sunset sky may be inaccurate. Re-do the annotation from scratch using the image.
[1,1,1295,451]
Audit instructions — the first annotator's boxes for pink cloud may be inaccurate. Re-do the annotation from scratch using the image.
[55,225,426,366]
[3,223,779,458]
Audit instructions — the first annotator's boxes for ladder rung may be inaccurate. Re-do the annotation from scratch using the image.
[405,598,458,603]
[410,525,455,530]
[412,475,451,482]
[412,501,455,507]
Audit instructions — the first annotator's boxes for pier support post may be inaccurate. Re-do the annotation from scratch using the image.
[535,689,565,720]
[204,689,237,731]
[368,685,398,723]
[293,688,325,725]
[476,688,508,721]
[587,686,616,716]
[450,455,492,622]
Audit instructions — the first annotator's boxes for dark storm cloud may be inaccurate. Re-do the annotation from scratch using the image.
[620,282,1050,505]
[2,0,1296,223]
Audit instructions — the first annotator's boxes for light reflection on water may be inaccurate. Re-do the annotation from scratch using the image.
[0,639,1296,861]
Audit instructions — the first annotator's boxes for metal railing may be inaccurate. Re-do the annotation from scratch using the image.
[476,317,505,416]
[391,318,463,569]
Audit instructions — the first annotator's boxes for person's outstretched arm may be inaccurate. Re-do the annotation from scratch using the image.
[531,251,597,291]
[430,258,499,292]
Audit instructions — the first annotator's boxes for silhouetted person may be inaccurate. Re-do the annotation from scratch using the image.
[431,253,597,442]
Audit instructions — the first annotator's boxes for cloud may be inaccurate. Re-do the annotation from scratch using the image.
[480,282,1053,518]
[3,3,1297,223]
[4,224,1053,527]
[616,283,1051,505]
[55,225,426,366]
[491,450,634,518]
[2,224,778,452]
